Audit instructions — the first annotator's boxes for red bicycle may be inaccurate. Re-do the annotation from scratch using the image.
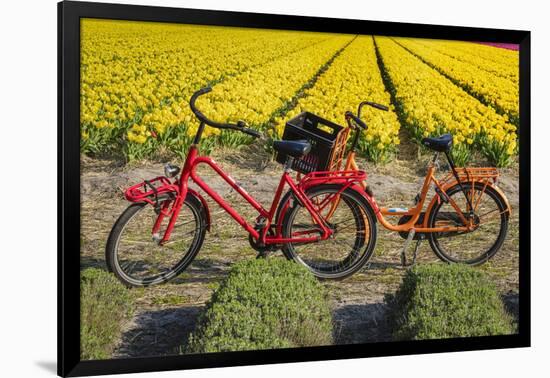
[106,87,378,287]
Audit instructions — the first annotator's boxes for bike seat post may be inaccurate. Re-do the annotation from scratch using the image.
[284,156,295,173]
[431,152,439,166]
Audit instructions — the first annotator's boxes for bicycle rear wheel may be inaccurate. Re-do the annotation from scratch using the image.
[428,182,509,265]
[281,184,377,279]
[106,194,207,287]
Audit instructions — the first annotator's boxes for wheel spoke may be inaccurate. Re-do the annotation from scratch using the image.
[329,217,356,227]
[477,208,500,219]
[329,237,361,250]
[282,187,375,278]
[172,219,198,229]
[162,230,198,245]
[111,200,204,285]
[431,184,507,264]
[337,223,366,233]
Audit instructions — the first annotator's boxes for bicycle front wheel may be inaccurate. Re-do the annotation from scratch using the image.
[106,194,207,287]
[281,184,377,279]
[428,182,509,265]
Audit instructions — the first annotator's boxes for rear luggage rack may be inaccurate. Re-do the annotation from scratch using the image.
[124,176,179,205]
[299,170,367,187]
[441,167,499,186]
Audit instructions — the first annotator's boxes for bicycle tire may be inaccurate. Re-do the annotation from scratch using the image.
[427,182,509,265]
[281,184,377,279]
[105,194,207,287]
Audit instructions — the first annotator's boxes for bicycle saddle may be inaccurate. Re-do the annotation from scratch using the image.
[273,139,312,158]
[422,133,453,152]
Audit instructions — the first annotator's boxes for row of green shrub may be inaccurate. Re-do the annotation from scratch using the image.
[80,268,135,360]
[79,261,514,359]
[186,259,333,353]
[186,261,514,353]
[386,263,514,340]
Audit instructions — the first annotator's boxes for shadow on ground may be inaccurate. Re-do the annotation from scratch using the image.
[80,256,107,271]
[332,302,391,345]
[115,306,203,358]
[502,291,519,327]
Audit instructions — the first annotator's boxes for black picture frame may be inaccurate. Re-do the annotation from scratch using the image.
[58,1,531,376]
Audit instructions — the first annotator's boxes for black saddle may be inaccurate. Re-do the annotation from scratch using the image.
[273,139,311,158]
[422,133,453,152]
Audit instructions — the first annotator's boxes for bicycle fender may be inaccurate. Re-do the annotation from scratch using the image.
[297,180,380,215]
[426,180,512,225]
[448,179,512,215]
[491,184,512,216]
[187,188,212,231]
[274,190,294,234]
[349,183,380,215]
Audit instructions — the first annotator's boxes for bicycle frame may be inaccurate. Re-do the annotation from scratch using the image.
[127,145,368,246]
[342,150,510,234]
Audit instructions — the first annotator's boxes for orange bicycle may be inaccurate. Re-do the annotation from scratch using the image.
[321,102,512,266]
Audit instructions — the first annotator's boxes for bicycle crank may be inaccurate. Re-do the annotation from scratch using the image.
[249,225,279,256]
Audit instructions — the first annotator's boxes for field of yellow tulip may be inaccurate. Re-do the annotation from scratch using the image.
[417,40,519,86]
[374,37,517,166]
[80,19,519,166]
[393,37,519,126]
[191,35,353,137]
[80,19,339,158]
[273,36,401,162]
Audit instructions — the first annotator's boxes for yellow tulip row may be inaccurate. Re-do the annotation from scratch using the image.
[394,37,518,123]
[80,20,518,166]
[272,36,401,162]
[81,19,334,142]
[188,36,354,138]
[375,37,517,163]
[419,39,519,86]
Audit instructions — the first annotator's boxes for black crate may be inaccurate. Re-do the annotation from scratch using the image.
[276,112,346,174]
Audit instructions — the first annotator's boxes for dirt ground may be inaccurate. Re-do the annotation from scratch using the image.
[80,141,520,358]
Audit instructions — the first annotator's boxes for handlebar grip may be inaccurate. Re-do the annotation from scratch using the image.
[198,86,212,95]
[370,102,389,111]
[345,111,367,130]
[242,128,262,138]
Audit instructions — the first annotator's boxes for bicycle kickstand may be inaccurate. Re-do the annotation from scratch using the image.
[411,238,422,265]
[400,230,422,267]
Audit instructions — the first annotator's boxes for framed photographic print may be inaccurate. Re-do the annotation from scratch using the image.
[58,0,530,376]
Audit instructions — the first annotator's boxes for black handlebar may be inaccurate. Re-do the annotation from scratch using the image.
[237,120,262,138]
[360,101,389,112]
[189,87,261,139]
[345,100,390,130]
[345,100,390,153]
[345,111,367,130]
